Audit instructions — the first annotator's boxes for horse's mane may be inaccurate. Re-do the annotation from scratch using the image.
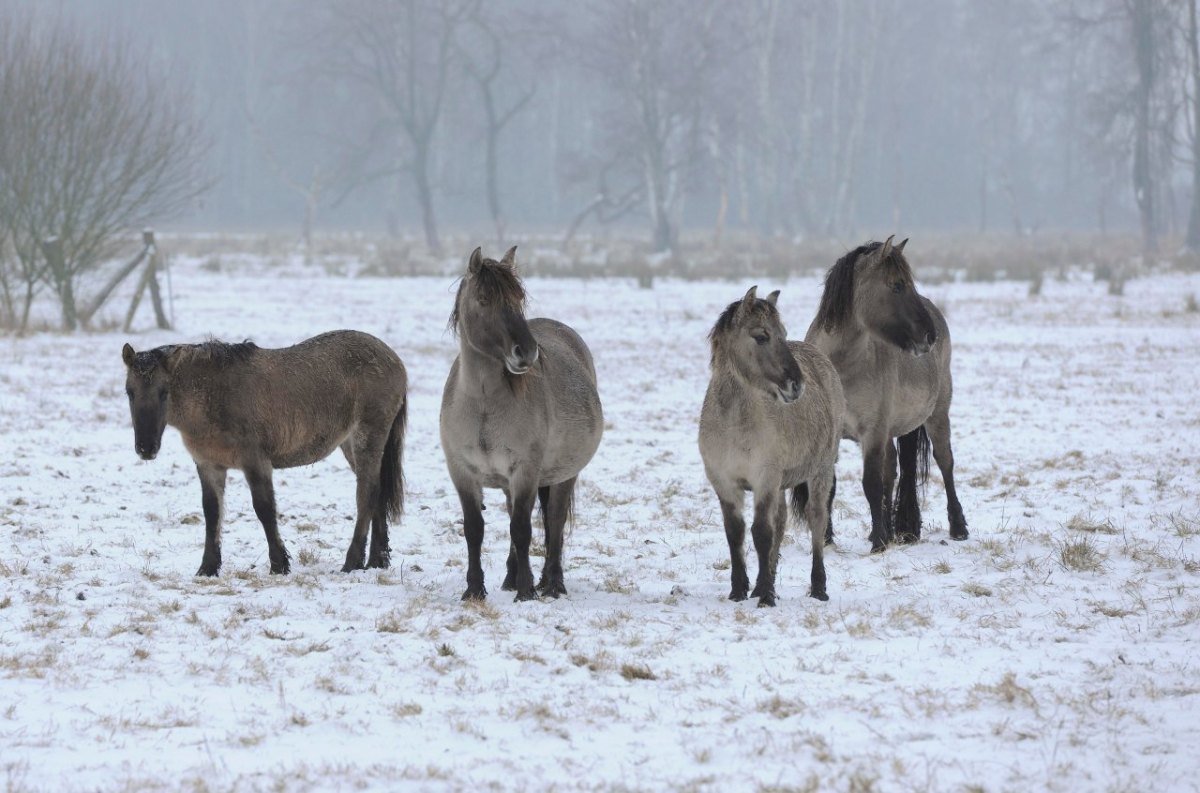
[813,241,915,332]
[186,339,258,366]
[448,258,527,334]
[708,297,780,366]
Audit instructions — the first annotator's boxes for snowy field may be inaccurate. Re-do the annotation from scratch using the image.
[3,255,1200,792]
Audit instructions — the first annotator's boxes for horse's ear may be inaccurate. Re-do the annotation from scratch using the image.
[121,343,135,368]
[880,235,895,259]
[501,246,518,268]
[765,289,780,307]
[468,247,483,275]
[896,237,908,253]
[740,285,758,314]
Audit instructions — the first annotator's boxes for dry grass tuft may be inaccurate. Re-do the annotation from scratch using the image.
[1057,533,1106,573]
[1065,513,1118,535]
[619,662,657,682]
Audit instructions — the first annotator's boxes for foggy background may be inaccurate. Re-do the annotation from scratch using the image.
[1,0,1191,253]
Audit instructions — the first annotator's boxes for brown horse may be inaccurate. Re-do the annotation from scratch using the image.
[804,237,968,552]
[699,286,844,605]
[121,331,407,575]
[440,246,604,602]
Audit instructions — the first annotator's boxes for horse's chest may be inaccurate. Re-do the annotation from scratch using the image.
[457,413,526,486]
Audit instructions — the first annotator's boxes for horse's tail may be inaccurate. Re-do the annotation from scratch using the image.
[894,425,930,534]
[537,477,577,538]
[379,398,407,522]
[789,482,809,526]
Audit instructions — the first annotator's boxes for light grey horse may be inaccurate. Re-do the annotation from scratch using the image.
[440,246,603,602]
[121,331,407,576]
[699,286,845,605]
[804,236,968,552]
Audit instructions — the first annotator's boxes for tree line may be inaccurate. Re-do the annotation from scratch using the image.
[4,0,1200,331]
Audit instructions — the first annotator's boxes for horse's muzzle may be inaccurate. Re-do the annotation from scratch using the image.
[505,343,539,375]
[136,444,159,461]
[776,378,804,404]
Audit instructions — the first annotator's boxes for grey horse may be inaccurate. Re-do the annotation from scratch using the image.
[804,236,968,552]
[440,246,603,602]
[121,331,408,576]
[699,286,844,605]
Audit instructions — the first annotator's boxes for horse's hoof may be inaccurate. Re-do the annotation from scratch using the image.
[366,555,390,570]
[756,593,777,608]
[195,564,220,577]
[461,587,487,601]
[340,561,365,573]
[950,525,970,541]
[728,589,749,602]
[271,561,291,575]
[513,588,540,602]
[538,580,567,599]
[870,543,888,554]
[810,589,829,602]
[895,532,920,545]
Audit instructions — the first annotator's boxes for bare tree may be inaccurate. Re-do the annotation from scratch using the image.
[0,11,209,332]
[456,6,535,245]
[579,0,734,253]
[308,0,475,255]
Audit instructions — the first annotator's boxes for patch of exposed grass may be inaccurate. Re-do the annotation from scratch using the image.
[1065,512,1118,535]
[972,671,1039,710]
[759,694,804,719]
[1057,534,1106,573]
[619,662,657,681]
[962,582,993,598]
[392,702,423,718]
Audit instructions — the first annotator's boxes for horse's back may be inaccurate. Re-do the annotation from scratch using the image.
[530,318,598,385]
[184,330,406,470]
[529,317,604,480]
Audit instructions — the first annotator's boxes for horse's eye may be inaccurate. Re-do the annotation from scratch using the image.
[753,333,769,345]
[891,282,904,294]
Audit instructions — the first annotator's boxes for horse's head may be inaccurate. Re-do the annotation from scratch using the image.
[450,246,538,375]
[121,342,176,460]
[818,236,937,356]
[710,286,803,404]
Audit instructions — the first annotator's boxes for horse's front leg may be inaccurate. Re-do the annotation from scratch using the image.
[453,482,487,600]
[507,482,539,602]
[749,487,783,607]
[195,462,227,576]
[862,438,892,553]
[244,462,290,574]
[713,483,748,601]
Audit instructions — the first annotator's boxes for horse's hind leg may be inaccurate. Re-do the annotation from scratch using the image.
[925,408,969,541]
[825,476,837,545]
[196,463,227,576]
[862,439,893,552]
[244,463,290,574]
[894,428,925,544]
[804,473,833,601]
[537,477,575,598]
[341,431,387,572]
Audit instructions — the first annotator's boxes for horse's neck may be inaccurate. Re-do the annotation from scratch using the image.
[455,342,512,399]
[711,359,763,417]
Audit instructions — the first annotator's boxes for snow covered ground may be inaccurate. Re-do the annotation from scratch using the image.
[2,256,1200,791]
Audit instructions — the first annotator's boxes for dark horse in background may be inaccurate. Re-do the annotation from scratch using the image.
[805,236,968,552]
[122,331,407,575]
